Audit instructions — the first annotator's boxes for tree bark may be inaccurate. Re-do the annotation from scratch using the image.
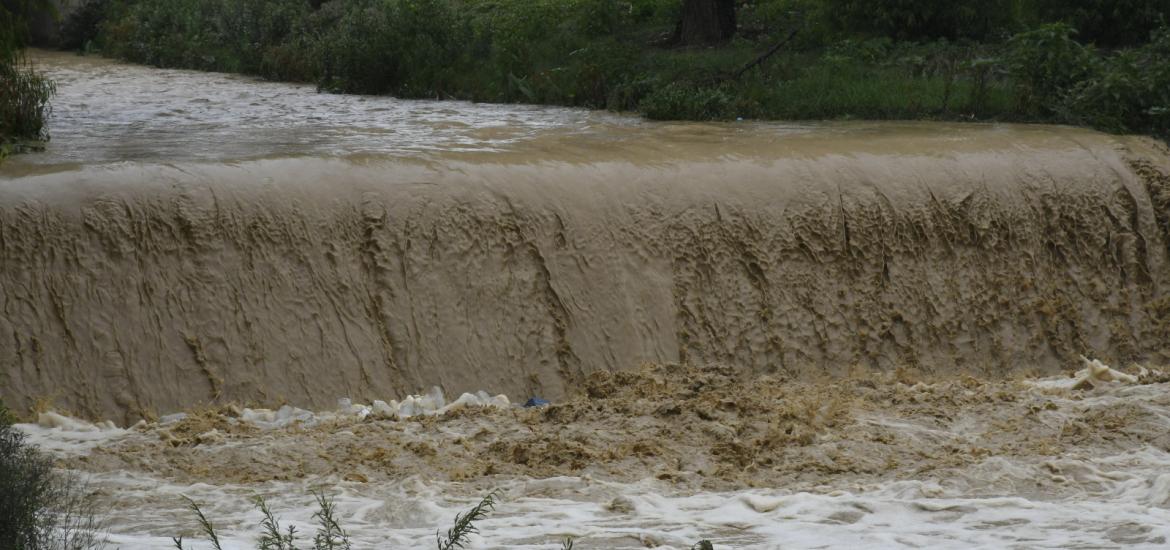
[675,0,736,46]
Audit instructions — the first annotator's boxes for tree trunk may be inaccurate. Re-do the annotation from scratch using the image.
[675,0,736,45]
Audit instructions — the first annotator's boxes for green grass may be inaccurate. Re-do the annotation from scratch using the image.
[742,63,1015,120]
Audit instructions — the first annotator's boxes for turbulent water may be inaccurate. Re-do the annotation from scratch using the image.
[3,50,1170,549]
[17,364,1170,548]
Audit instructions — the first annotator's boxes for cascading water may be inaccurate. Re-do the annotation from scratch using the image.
[4,50,1170,549]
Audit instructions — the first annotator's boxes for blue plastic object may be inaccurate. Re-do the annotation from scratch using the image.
[523,397,551,408]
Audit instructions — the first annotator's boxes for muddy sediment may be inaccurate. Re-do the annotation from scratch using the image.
[2,127,1170,421]
[63,362,1170,493]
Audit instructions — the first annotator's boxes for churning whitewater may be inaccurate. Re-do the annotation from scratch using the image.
[3,51,1170,549]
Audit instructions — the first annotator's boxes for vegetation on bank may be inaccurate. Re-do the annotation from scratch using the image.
[0,400,106,550]
[1,0,55,158]
[49,0,1170,139]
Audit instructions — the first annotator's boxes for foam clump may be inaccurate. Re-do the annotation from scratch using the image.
[362,387,509,419]
[17,411,132,456]
[233,387,511,429]
[37,411,120,432]
[238,404,315,429]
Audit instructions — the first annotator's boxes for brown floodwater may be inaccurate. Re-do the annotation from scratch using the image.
[5,48,1170,550]
[3,49,1170,421]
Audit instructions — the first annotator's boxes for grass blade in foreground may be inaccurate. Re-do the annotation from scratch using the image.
[437,489,502,550]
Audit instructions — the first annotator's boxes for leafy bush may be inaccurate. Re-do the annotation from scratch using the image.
[48,0,1170,136]
[0,401,106,550]
[1062,27,1170,137]
[1005,23,1098,116]
[96,0,315,76]
[313,0,469,95]
[1029,0,1170,47]
[57,0,110,51]
[820,0,1024,41]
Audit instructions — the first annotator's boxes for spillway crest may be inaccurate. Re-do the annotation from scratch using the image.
[3,123,1170,421]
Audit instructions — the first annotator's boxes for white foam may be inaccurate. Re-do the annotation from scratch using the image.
[19,379,1170,548]
[76,460,1170,549]
[14,412,130,456]
[194,388,513,431]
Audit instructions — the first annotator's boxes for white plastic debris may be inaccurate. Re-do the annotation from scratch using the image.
[1072,356,1139,389]
[159,412,188,425]
[1028,356,1149,392]
[371,400,395,415]
[239,404,314,428]
[337,398,371,419]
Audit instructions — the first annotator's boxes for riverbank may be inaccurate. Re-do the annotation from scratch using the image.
[46,0,1168,140]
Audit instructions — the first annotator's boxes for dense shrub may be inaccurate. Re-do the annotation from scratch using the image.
[1005,23,1098,116]
[57,0,109,51]
[820,0,1024,42]
[96,0,314,75]
[1062,28,1170,138]
[41,0,1170,138]
[95,0,641,107]
[1029,0,1170,47]
[1,401,52,549]
[313,0,469,95]
[1,401,105,550]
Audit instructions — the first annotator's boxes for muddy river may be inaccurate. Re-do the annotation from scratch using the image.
[3,50,1170,548]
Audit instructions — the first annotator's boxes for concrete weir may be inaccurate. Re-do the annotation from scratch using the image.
[3,122,1170,422]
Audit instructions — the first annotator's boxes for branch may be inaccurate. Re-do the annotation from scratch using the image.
[733,28,799,80]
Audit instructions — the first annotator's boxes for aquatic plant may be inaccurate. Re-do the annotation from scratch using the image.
[0,0,56,154]
[0,59,54,141]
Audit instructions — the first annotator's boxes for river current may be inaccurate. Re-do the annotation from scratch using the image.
[5,50,1170,549]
